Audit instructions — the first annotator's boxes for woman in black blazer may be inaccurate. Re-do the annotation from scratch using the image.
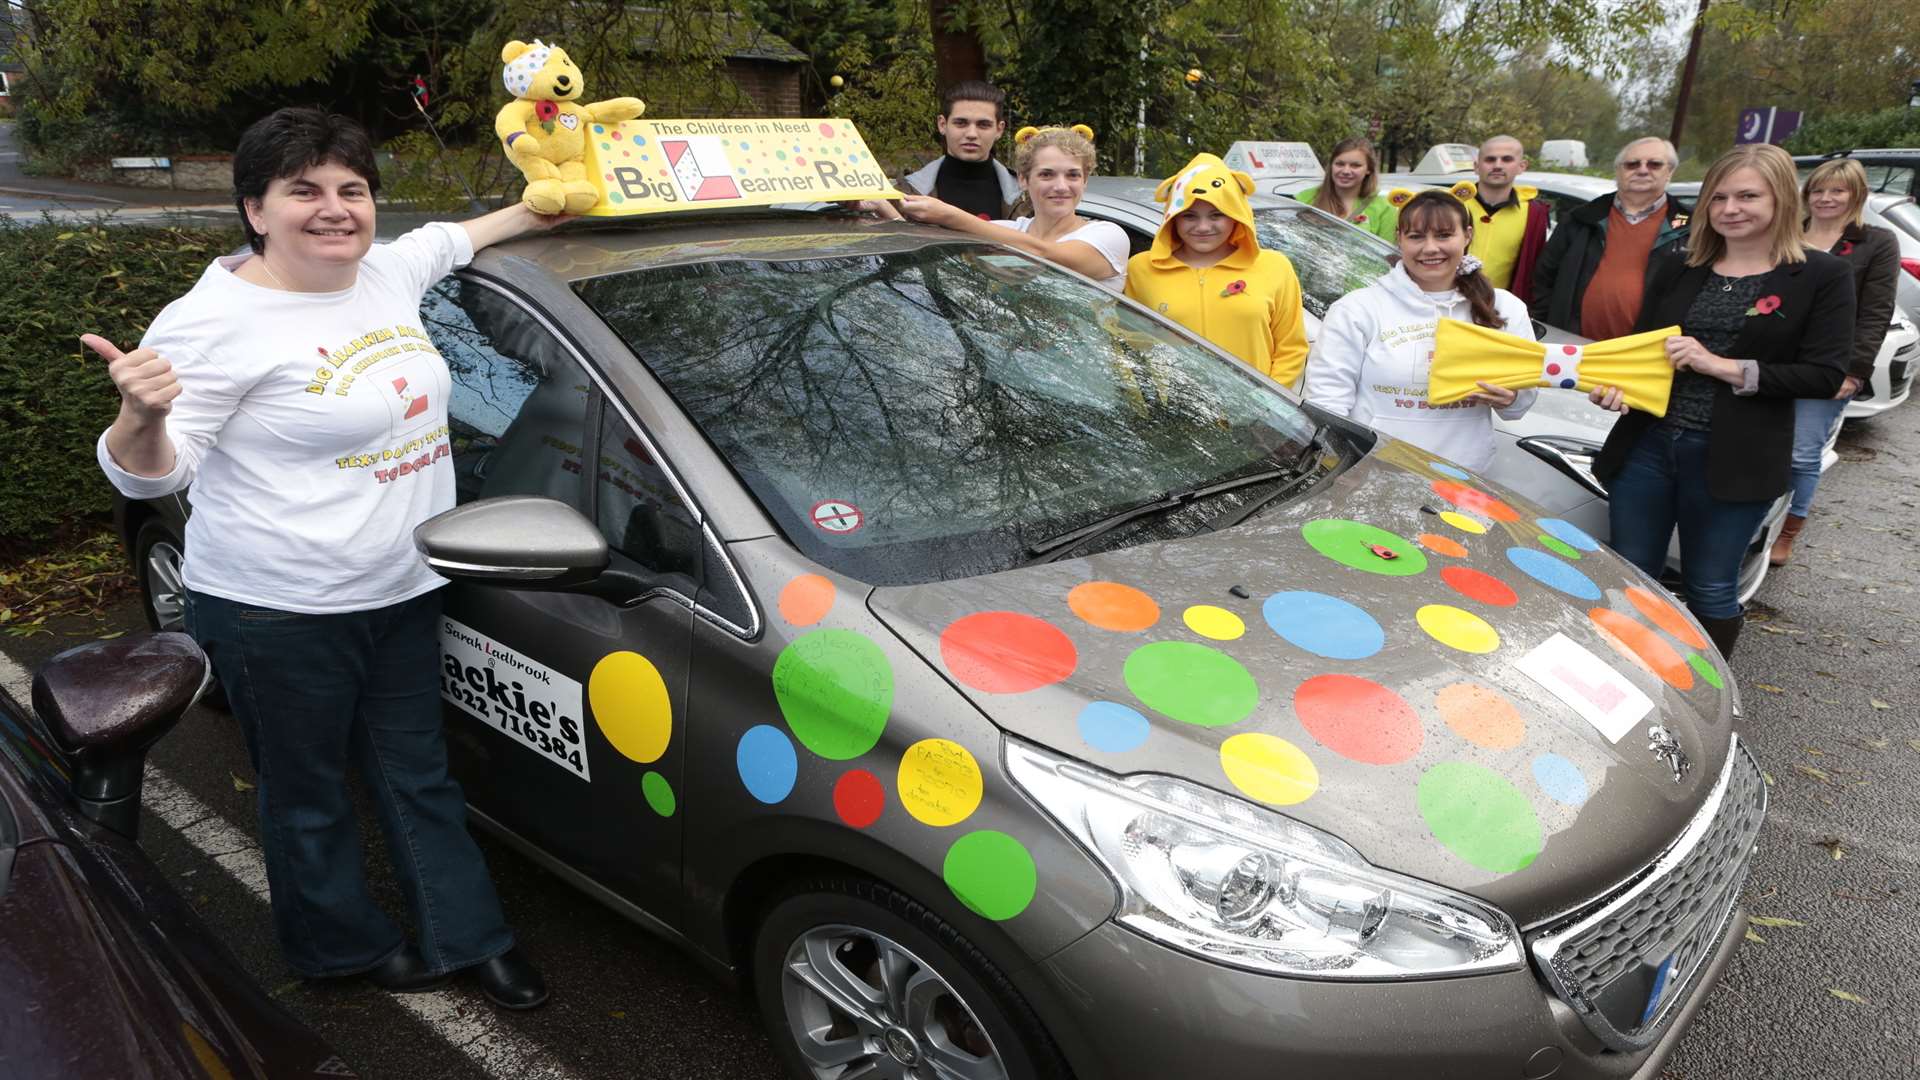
[1768,158,1903,566]
[1590,144,1854,657]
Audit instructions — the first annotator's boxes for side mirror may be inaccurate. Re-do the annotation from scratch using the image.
[33,632,210,840]
[413,495,610,588]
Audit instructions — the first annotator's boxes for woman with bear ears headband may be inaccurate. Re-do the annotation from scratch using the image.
[891,125,1131,291]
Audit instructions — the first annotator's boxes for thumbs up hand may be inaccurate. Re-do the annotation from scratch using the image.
[83,334,181,423]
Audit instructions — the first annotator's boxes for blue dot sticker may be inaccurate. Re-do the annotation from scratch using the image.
[593,125,605,134]
[1078,701,1150,753]
[1429,461,1471,481]
[1506,547,1601,600]
[1264,591,1385,660]
[737,724,797,804]
[1537,518,1601,552]
[1533,753,1589,806]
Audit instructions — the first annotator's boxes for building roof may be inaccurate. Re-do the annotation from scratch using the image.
[626,9,808,64]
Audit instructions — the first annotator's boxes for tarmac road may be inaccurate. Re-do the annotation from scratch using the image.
[3,406,1916,1079]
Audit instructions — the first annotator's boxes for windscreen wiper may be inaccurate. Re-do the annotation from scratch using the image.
[1020,465,1300,567]
[1205,424,1331,534]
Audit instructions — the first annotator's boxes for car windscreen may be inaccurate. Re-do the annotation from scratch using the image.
[575,243,1324,585]
[1250,207,1391,319]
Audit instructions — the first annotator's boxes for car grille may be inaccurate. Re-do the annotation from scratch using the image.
[1529,736,1766,1052]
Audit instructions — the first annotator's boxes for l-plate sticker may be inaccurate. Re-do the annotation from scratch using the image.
[1514,632,1653,743]
[440,617,590,781]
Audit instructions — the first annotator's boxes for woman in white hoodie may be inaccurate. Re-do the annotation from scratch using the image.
[1307,189,1535,472]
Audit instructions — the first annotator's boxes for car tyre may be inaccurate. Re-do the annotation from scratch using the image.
[752,875,1071,1080]
[133,518,228,712]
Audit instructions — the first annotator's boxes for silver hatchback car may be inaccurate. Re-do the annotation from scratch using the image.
[124,210,1762,1079]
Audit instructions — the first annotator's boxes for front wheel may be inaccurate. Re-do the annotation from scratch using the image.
[752,876,1070,1080]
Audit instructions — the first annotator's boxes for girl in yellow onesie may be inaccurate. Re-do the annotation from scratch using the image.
[1124,153,1310,386]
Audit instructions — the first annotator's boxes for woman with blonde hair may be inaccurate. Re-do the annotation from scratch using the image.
[1588,143,1855,656]
[894,125,1130,290]
[1767,157,1901,565]
[1294,137,1398,239]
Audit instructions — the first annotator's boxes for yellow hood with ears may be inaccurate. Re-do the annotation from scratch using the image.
[1149,153,1261,268]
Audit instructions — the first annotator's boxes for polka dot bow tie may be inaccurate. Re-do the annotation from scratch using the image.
[1428,320,1681,417]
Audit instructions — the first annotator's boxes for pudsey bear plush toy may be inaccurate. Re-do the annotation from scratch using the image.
[495,40,645,213]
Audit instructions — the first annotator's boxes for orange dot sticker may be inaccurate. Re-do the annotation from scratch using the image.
[1431,479,1521,522]
[1067,581,1160,632]
[778,574,835,627]
[1588,608,1693,691]
[1420,533,1468,557]
[1624,587,1708,650]
[1435,682,1526,749]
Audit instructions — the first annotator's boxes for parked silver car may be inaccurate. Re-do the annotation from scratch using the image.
[122,208,1760,1079]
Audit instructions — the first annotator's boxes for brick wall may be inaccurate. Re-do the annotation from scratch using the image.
[726,60,805,117]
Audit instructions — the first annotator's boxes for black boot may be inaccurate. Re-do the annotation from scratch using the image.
[1699,614,1742,659]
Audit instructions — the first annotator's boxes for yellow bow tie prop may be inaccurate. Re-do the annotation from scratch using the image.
[1429,320,1681,417]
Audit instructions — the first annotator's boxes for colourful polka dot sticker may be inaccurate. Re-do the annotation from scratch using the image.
[1439,510,1487,534]
[642,771,676,817]
[1588,608,1693,691]
[1435,682,1525,749]
[1506,547,1601,600]
[897,738,983,826]
[1431,480,1522,522]
[1263,591,1385,660]
[589,651,672,764]
[1625,587,1709,649]
[1182,604,1245,640]
[1441,565,1518,607]
[1687,654,1725,690]
[1294,674,1422,765]
[1537,535,1583,560]
[1123,642,1259,727]
[1429,461,1472,481]
[778,573,835,627]
[1417,604,1501,654]
[940,611,1077,694]
[737,724,798,804]
[1068,581,1160,631]
[944,830,1036,920]
[773,629,893,759]
[1220,732,1319,805]
[1301,519,1429,576]
[833,769,885,827]
[1531,754,1589,806]
[1420,533,1469,557]
[1078,701,1150,753]
[1537,518,1601,552]
[1418,761,1543,873]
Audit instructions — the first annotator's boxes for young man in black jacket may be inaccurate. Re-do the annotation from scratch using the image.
[1530,138,1691,338]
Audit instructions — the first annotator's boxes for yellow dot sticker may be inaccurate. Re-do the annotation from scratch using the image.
[1182,604,1246,641]
[1416,605,1501,654]
[589,651,672,764]
[1220,733,1318,806]
[897,738,983,827]
[1439,510,1487,534]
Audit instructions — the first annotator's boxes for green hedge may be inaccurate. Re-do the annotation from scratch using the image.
[1782,107,1920,156]
[0,218,244,542]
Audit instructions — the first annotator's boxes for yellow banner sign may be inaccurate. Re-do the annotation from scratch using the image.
[581,118,897,216]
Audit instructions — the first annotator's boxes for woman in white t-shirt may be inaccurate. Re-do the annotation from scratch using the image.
[88,107,558,1010]
[892,125,1129,290]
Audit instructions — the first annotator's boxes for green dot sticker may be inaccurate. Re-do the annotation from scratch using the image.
[1538,535,1582,560]
[773,629,893,760]
[1418,762,1543,873]
[1687,653,1724,689]
[943,830,1037,921]
[1123,641,1259,727]
[1301,519,1430,576]
[642,771,676,817]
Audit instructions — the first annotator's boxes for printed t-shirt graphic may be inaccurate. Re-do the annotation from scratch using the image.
[663,138,742,201]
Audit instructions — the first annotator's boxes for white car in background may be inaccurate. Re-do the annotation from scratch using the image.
[1077,176,1789,603]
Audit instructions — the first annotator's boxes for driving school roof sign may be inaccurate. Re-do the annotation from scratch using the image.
[1223,141,1321,180]
[583,118,898,215]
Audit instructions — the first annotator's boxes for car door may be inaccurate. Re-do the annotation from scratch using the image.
[420,275,695,924]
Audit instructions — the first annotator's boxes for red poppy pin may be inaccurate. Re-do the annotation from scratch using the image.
[1745,294,1783,317]
[534,99,559,132]
[1220,279,1248,298]
[1353,213,1369,225]
[1838,240,1855,256]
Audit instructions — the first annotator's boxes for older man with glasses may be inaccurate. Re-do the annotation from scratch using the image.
[1529,137,1693,338]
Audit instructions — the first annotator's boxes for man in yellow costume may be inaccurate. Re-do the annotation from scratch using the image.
[1462,135,1550,304]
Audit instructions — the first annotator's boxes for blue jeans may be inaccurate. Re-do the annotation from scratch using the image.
[1606,425,1775,621]
[185,588,512,977]
[1788,395,1849,517]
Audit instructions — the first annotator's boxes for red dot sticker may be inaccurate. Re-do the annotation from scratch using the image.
[833,769,885,827]
[1546,363,1561,375]
[1295,674,1423,765]
[1441,565,1519,607]
[1562,345,1578,355]
[940,612,1078,694]
[1431,479,1521,522]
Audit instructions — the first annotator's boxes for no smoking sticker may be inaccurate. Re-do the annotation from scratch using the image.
[810,499,864,534]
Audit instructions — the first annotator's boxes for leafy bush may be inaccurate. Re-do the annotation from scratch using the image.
[1783,107,1920,156]
[0,218,244,543]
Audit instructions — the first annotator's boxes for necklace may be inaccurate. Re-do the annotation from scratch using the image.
[257,258,290,291]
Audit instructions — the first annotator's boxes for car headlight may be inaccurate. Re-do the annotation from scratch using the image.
[1518,434,1608,500]
[1006,738,1522,979]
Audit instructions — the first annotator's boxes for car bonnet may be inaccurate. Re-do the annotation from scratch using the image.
[867,439,1736,927]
